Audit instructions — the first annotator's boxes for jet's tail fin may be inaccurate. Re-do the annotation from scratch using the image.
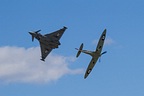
[29,32,35,42]
[29,30,41,42]
[75,43,83,58]
[32,36,34,42]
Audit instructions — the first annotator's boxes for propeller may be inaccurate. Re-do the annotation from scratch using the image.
[101,51,107,56]
[99,51,107,62]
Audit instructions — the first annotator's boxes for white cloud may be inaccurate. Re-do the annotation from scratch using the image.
[0,46,83,84]
[92,37,115,46]
[104,38,115,45]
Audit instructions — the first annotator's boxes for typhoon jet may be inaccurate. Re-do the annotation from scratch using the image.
[29,26,67,61]
[75,29,107,79]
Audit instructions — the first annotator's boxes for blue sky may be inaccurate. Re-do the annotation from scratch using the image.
[0,0,144,96]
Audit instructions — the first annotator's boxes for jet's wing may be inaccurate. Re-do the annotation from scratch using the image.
[44,26,67,40]
[95,29,106,54]
[40,42,52,61]
[84,57,99,79]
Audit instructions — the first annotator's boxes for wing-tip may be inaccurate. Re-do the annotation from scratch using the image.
[63,26,67,29]
[41,59,45,62]
[84,75,87,79]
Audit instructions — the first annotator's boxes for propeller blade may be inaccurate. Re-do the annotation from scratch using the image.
[101,51,107,56]
[99,51,107,63]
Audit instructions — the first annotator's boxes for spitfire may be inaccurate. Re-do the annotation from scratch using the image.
[75,29,107,79]
[29,26,67,61]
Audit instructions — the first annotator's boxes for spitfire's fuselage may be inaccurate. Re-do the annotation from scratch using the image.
[82,50,100,57]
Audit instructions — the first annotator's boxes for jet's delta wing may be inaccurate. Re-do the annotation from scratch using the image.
[44,27,66,41]
[29,26,67,61]
[40,43,52,61]
[40,27,67,61]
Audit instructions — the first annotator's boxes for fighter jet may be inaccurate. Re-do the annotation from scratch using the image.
[75,29,107,79]
[29,26,67,61]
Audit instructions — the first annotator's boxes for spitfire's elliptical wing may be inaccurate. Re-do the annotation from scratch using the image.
[44,26,67,40]
[40,43,52,61]
[84,56,99,79]
[95,29,106,53]
[84,29,107,79]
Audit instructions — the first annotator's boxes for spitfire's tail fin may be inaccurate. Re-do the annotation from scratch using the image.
[75,43,83,58]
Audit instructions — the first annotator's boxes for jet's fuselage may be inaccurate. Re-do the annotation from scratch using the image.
[36,34,60,49]
[29,32,60,49]
[29,26,67,61]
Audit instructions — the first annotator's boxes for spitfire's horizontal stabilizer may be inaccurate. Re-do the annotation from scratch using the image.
[75,43,83,58]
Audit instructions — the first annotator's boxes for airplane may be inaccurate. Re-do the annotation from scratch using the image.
[29,26,67,61]
[75,29,107,79]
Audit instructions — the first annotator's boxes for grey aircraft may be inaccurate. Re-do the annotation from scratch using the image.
[75,29,107,79]
[29,26,67,61]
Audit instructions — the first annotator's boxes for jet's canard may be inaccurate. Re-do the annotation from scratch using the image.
[29,26,67,61]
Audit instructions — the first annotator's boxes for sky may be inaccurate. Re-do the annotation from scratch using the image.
[0,0,144,96]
